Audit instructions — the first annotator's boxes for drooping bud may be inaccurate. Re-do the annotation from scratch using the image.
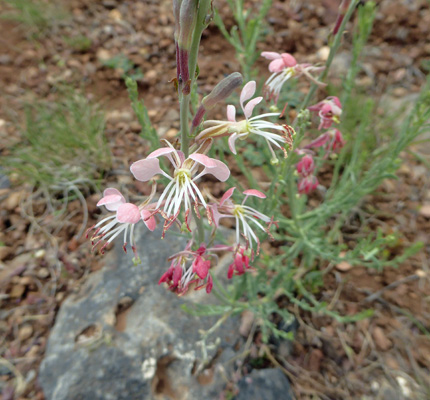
[192,72,243,128]
[333,0,351,35]
[173,0,182,81]
[178,0,198,50]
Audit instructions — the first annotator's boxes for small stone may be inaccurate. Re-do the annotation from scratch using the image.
[419,204,430,218]
[10,284,25,298]
[372,327,392,351]
[26,345,40,358]
[336,260,352,272]
[5,191,25,211]
[97,49,112,63]
[37,268,50,279]
[0,246,12,261]
[34,249,46,259]
[19,325,33,341]
[109,9,122,21]
[145,70,157,81]
[165,128,178,139]
[317,46,330,61]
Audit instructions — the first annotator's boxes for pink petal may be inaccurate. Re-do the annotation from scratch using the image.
[220,187,236,206]
[329,96,342,109]
[203,159,231,182]
[193,257,210,279]
[130,158,164,181]
[261,51,282,60]
[306,133,330,149]
[320,103,333,115]
[189,153,217,168]
[97,194,124,211]
[103,188,123,198]
[308,101,324,112]
[147,147,175,159]
[206,274,213,293]
[244,96,263,119]
[117,203,141,224]
[228,133,239,154]
[281,53,297,67]
[268,58,287,73]
[243,189,266,199]
[240,81,256,110]
[140,209,156,231]
[227,105,236,122]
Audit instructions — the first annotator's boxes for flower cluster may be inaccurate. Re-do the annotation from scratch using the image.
[89,76,286,295]
[88,4,347,297]
[261,51,346,196]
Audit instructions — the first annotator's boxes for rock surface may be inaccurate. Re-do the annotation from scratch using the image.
[234,368,293,400]
[39,225,241,400]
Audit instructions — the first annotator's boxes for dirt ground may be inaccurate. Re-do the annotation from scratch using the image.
[0,0,429,399]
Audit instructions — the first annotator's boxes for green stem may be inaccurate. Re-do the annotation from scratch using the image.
[180,94,190,157]
[180,0,212,157]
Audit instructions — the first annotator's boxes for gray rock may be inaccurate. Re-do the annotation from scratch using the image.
[39,225,241,400]
[234,368,293,400]
[0,169,10,189]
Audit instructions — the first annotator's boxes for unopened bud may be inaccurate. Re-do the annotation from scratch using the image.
[270,157,279,166]
[202,72,243,110]
[173,0,182,40]
[192,73,243,128]
[333,0,351,35]
[178,0,198,50]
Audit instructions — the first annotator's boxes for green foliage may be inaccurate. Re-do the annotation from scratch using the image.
[2,88,111,189]
[188,0,430,345]
[102,55,144,81]
[2,0,68,38]
[125,77,159,152]
[64,35,92,52]
[213,0,273,81]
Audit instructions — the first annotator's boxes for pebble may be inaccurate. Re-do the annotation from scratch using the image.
[18,325,33,341]
[37,268,50,279]
[0,246,12,261]
[96,48,112,63]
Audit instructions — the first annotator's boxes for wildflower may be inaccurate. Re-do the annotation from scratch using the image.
[295,153,319,195]
[296,154,315,177]
[297,175,319,195]
[209,187,276,253]
[197,81,294,160]
[308,96,342,130]
[87,187,157,256]
[261,51,326,103]
[227,246,253,279]
[130,140,230,234]
[306,128,346,153]
[159,242,226,295]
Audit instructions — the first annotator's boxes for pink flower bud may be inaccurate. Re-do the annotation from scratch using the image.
[296,154,315,177]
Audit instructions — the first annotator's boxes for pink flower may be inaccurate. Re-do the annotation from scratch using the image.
[306,129,346,152]
[297,175,319,195]
[159,242,226,295]
[209,187,276,253]
[130,140,229,233]
[261,52,326,103]
[308,97,342,130]
[87,188,157,256]
[197,81,294,160]
[296,154,315,177]
[227,246,252,279]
